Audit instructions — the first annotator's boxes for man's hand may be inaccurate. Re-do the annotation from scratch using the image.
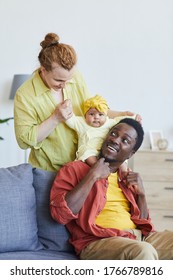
[89,158,111,181]
[123,170,145,196]
[123,170,148,219]
[65,158,110,215]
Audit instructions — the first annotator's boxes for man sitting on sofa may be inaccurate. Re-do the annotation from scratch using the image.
[50,118,173,260]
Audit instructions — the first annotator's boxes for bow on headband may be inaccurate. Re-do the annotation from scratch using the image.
[83,95,109,115]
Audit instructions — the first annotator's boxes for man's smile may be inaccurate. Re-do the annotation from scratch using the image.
[106,143,119,153]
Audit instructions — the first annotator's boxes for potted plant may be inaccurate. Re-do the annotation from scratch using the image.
[0,117,13,140]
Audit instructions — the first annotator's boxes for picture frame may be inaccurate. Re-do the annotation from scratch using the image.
[149,130,163,150]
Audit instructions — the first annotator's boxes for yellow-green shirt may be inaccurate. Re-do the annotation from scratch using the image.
[14,69,91,171]
[95,173,136,230]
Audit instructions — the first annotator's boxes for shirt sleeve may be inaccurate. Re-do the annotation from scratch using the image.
[50,164,80,224]
[65,115,84,133]
[14,88,42,150]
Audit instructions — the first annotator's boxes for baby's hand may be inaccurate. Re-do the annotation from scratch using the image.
[135,114,142,124]
[121,111,142,124]
[64,99,72,108]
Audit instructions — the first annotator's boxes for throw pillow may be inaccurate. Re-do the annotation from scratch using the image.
[0,164,43,252]
[33,168,74,253]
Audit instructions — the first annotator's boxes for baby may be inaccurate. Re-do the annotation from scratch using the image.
[65,95,139,171]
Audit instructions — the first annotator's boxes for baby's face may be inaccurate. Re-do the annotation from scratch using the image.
[85,108,107,127]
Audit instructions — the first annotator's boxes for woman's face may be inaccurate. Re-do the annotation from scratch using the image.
[40,63,75,91]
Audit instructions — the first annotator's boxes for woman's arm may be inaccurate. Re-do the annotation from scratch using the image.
[37,99,73,142]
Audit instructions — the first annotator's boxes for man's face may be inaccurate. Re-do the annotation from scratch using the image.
[100,123,137,164]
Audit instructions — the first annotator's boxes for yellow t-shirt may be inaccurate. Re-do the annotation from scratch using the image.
[14,69,91,171]
[95,173,136,230]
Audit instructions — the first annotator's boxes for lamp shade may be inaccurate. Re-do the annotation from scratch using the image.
[9,74,31,99]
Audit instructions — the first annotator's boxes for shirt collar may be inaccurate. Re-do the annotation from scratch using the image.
[33,69,49,96]
[117,168,125,182]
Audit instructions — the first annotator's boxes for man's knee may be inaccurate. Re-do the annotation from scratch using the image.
[128,241,158,260]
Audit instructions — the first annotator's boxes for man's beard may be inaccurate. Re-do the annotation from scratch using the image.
[98,151,118,164]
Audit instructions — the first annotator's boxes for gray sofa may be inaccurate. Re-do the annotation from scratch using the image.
[0,163,78,260]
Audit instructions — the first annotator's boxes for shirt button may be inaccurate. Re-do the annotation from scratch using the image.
[50,200,54,205]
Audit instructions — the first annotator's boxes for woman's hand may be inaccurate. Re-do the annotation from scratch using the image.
[53,99,73,122]
[37,99,73,142]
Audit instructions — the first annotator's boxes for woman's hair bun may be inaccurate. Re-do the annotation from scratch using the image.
[40,33,60,49]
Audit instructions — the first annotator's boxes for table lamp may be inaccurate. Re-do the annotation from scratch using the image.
[9,74,30,99]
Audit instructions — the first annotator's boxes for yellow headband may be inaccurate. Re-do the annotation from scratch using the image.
[83,95,109,115]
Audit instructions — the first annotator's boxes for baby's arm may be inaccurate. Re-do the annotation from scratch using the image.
[108,109,134,118]
[65,114,78,129]
[62,99,76,129]
[65,110,85,134]
[108,110,142,124]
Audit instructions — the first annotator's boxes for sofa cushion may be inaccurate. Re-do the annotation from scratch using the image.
[33,168,74,253]
[0,164,43,252]
[0,250,78,260]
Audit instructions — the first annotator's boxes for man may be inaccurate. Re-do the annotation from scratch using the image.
[50,118,173,259]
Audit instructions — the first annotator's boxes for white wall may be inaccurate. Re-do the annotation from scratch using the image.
[0,0,173,167]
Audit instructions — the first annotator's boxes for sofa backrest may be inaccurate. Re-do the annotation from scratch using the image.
[0,164,43,253]
[0,163,74,254]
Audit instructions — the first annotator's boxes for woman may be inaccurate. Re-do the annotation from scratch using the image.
[14,32,138,171]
